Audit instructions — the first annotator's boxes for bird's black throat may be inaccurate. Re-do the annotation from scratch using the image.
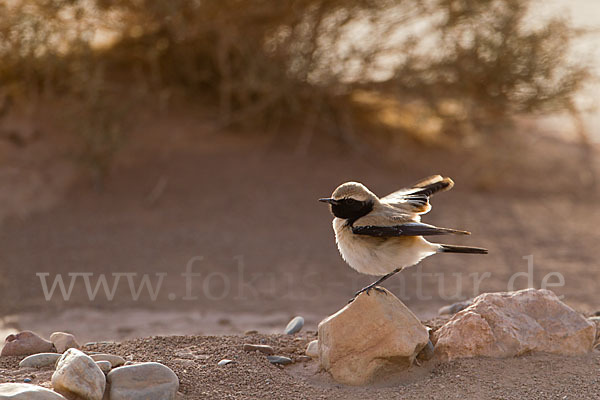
[331,199,373,225]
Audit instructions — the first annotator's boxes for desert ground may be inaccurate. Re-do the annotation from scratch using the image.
[1,331,600,399]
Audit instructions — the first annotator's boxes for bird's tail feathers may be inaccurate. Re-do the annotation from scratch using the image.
[439,244,488,254]
[410,175,454,197]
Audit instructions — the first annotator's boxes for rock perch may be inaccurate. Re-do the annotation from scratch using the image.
[318,288,428,385]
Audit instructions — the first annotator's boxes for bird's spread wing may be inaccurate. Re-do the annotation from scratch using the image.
[380,175,454,214]
[352,222,470,237]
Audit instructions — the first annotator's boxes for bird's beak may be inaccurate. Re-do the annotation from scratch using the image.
[319,198,338,205]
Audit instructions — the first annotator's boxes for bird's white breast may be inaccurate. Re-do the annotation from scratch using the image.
[333,218,437,276]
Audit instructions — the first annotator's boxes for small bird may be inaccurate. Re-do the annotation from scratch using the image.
[319,175,487,301]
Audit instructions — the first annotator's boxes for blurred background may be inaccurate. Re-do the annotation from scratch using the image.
[0,0,599,343]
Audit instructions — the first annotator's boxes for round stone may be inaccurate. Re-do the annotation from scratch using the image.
[18,353,61,369]
[107,362,179,400]
[267,355,292,365]
[51,348,105,400]
[284,316,304,335]
[49,333,80,354]
[90,354,125,367]
[1,331,54,357]
[305,340,319,358]
[0,383,67,399]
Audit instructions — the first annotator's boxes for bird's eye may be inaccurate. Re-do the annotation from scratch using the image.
[345,198,358,204]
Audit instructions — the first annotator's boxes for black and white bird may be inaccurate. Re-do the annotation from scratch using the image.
[319,175,487,301]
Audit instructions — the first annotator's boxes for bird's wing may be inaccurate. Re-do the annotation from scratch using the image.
[380,175,454,214]
[352,222,470,237]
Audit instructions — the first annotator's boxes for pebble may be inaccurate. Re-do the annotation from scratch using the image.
[244,330,258,335]
[242,344,274,355]
[0,382,67,399]
[267,355,292,365]
[90,354,126,367]
[95,361,112,374]
[438,300,472,316]
[284,316,304,335]
[1,331,55,357]
[296,355,311,362]
[18,353,61,369]
[51,348,105,400]
[84,341,116,347]
[106,362,179,400]
[22,378,31,383]
[305,340,319,358]
[49,332,80,353]
[416,340,435,361]
[217,359,234,366]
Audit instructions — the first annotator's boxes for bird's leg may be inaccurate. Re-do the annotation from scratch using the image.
[349,268,402,303]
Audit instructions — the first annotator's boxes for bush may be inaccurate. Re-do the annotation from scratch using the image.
[0,0,590,173]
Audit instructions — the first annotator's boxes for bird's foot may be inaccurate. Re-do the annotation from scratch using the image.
[348,285,387,303]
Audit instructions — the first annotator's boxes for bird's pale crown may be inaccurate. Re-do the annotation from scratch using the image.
[331,182,378,203]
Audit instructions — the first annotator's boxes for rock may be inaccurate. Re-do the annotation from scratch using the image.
[284,316,304,335]
[296,355,311,362]
[217,359,234,366]
[90,354,125,367]
[1,332,54,357]
[305,340,319,358]
[95,361,111,374]
[438,299,472,315]
[106,362,179,400]
[244,330,258,335]
[434,289,596,361]
[416,340,435,361]
[318,288,429,385]
[21,379,31,384]
[51,348,106,400]
[49,333,80,353]
[267,355,292,365]
[0,383,67,399]
[242,344,274,355]
[18,353,61,369]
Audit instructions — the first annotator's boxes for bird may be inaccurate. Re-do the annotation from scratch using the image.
[319,175,487,301]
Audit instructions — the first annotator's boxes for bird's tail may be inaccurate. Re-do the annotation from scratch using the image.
[439,244,488,254]
[410,175,454,197]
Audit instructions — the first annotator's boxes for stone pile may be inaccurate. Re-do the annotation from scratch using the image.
[0,331,179,400]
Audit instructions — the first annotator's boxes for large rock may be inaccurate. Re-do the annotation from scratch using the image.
[49,332,80,353]
[318,288,429,385]
[434,289,596,360]
[51,348,106,400]
[106,362,179,400]
[1,331,54,356]
[0,383,67,399]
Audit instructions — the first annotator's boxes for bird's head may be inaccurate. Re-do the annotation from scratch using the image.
[319,182,377,220]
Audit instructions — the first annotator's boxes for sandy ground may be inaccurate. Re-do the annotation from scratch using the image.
[1,332,599,399]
